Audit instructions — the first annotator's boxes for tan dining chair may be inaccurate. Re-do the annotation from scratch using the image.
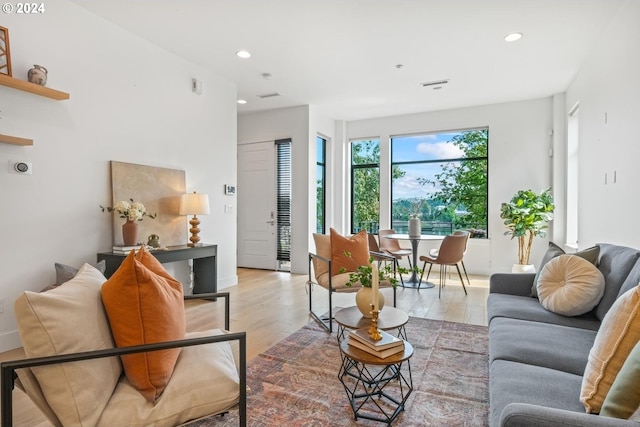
[368,233,403,286]
[428,230,471,287]
[378,229,413,272]
[418,233,468,297]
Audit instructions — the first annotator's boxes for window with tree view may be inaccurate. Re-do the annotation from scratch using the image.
[391,129,488,238]
[316,136,326,234]
[351,139,380,234]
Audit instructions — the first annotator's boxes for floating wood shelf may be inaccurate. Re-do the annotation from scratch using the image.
[0,73,69,100]
[0,133,33,146]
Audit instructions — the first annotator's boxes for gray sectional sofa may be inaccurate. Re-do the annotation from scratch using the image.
[488,243,640,426]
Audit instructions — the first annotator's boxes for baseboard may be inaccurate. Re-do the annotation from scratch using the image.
[217,274,239,290]
[0,330,21,353]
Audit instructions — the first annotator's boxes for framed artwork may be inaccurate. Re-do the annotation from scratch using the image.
[0,26,11,76]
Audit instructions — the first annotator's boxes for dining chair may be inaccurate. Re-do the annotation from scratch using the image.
[368,233,403,286]
[418,233,468,297]
[378,229,413,272]
[428,230,471,287]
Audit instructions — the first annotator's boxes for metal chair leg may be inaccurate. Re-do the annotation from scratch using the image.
[460,259,471,287]
[456,264,468,295]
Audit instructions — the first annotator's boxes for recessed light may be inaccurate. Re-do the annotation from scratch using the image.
[504,32,522,42]
[236,50,251,59]
[237,99,247,104]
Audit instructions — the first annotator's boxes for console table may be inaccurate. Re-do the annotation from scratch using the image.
[97,244,217,294]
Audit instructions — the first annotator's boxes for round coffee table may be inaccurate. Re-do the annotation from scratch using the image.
[334,306,409,342]
[339,338,414,425]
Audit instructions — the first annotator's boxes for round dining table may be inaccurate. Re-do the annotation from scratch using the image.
[382,233,445,288]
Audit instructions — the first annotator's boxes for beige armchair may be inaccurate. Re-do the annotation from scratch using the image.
[308,230,397,332]
[1,264,246,427]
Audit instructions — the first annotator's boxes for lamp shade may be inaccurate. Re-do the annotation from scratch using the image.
[179,192,210,215]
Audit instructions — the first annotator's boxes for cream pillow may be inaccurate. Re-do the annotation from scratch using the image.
[537,254,605,316]
[581,284,640,413]
[14,264,122,427]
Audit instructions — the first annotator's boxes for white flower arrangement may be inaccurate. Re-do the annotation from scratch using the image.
[101,199,156,221]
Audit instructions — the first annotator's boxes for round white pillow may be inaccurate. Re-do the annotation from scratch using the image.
[537,254,605,316]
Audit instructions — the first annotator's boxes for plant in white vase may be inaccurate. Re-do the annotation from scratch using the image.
[500,188,554,272]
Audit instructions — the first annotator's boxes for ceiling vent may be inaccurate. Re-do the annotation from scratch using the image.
[421,79,450,88]
[257,92,280,99]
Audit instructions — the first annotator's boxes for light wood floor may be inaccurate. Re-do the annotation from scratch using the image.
[0,267,489,426]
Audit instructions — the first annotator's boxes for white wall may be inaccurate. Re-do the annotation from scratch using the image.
[565,0,640,249]
[0,1,238,351]
[343,98,555,274]
[237,105,335,274]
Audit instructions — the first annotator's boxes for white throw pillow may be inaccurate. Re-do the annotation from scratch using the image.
[14,263,122,427]
[537,254,605,316]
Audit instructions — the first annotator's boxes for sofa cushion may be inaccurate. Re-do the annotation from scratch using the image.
[537,255,605,316]
[600,341,640,419]
[489,317,597,376]
[594,243,640,321]
[581,284,640,413]
[329,228,369,277]
[490,359,585,427]
[531,242,599,298]
[95,329,240,427]
[101,247,186,403]
[487,293,601,331]
[14,263,121,427]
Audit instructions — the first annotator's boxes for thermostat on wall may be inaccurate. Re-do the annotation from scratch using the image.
[224,184,236,195]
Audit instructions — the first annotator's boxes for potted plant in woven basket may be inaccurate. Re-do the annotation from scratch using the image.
[500,188,555,273]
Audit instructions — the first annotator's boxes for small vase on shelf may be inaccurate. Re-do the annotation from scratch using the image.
[122,220,140,246]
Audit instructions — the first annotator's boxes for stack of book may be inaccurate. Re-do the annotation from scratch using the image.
[348,327,404,358]
[112,245,144,254]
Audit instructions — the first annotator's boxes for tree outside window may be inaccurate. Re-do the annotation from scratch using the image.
[391,129,488,237]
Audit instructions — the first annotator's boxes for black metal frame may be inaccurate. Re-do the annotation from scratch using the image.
[1,292,246,427]
[308,252,398,333]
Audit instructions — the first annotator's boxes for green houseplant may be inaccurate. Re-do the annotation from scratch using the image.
[500,188,555,268]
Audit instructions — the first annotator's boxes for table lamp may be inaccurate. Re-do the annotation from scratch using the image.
[179,191,210,247]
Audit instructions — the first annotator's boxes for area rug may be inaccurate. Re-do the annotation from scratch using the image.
[187,317,489,426]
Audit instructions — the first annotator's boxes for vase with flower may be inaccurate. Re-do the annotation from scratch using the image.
[101,199,156,246]
[342,256,407,317]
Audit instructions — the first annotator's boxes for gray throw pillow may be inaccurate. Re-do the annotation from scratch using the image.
[531,242,599,297]
[41,261,107,292]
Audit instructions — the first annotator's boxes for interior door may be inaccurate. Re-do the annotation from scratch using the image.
[237,141,277,269]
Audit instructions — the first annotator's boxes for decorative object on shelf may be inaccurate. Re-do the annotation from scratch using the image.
[122,220,140,246]
[179,191,210,247]
[147,234,161,248]
[28,64,47,86]
[0,26,11,76]
[101,199,156,246]
[500,188,555,272]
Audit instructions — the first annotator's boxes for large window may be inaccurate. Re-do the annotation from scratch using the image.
[351,139,380,234]
[316,136,326,234]
[391,129,488,237]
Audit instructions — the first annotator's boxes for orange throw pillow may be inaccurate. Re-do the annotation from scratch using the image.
[330,228,370,276]
[101,247,186,402]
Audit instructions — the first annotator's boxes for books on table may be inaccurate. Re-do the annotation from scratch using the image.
[112,245,145,254]
[347,327,404,358]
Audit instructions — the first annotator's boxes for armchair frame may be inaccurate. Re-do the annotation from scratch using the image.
[1,292,247,427]
[307,252,397,333]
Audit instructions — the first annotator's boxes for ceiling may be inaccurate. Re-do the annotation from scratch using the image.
[70,0,623,121]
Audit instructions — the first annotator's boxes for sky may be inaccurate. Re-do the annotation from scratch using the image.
[392,132,464,200]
